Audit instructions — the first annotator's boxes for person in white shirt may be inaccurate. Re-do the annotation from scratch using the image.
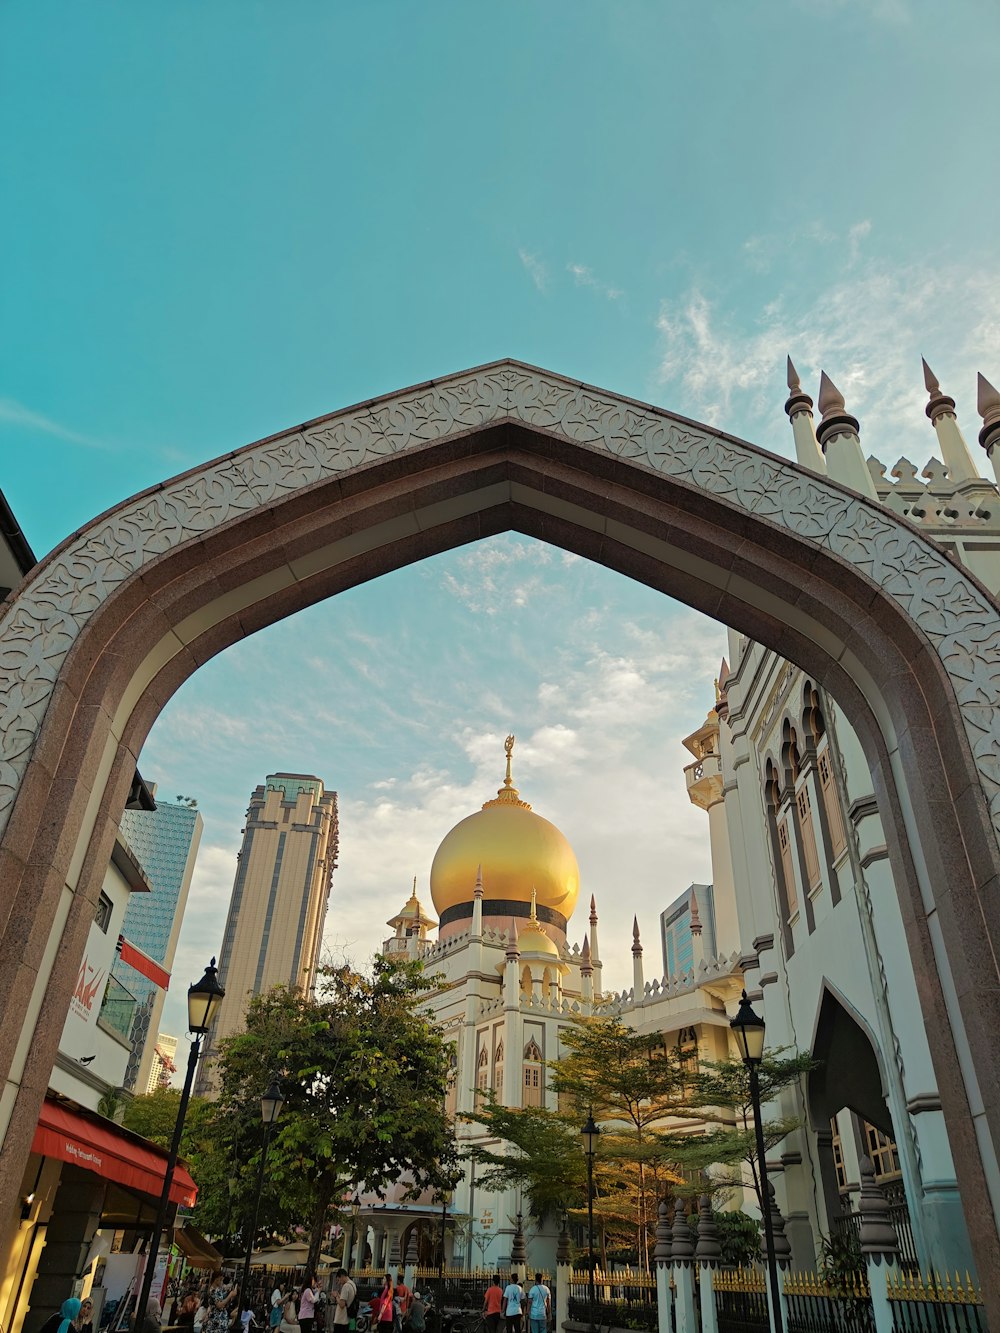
[525,1275,550,1333]
[501,1276,523,1333]
[333,1272,357,1330]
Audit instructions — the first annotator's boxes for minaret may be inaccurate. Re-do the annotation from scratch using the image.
[784,357,825,472]
[471,863,484,939]
[816,371,878,499]
[589,894,602,996]
[632,916,644,997]
[580,933,594,1007]
[681,688,739,957]
[922,359,980,483]
[977,372,1000,488]
[689,891,706,969]
[504,919,521,1009]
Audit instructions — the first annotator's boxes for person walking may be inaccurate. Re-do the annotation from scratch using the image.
[373,1276,395,1333]
[482,1277,503,1333]
[332,1270,357,1332]
[299,1278,319,1333]
[525,1276,549,1333]
[501,1276,523,1333]
[37,1297,82,1333]
[393,1272,411,1327]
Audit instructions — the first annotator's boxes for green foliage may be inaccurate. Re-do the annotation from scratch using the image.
[122,1086,212,1155]
[196,956,458,1272]
[463,1094,585,1221]
[818,1229,865,1292]
[713,1210,761,1267]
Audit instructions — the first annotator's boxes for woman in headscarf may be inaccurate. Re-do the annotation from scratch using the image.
[37,1297,82,1333]
[143,1297,163,1333]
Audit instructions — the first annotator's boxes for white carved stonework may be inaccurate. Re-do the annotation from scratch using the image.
[2,360,1000,841]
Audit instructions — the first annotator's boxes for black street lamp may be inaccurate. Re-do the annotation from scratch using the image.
[136,960,225,1323]
[580,1111,600,1333]
[730,990,783,1333]
[238,1076,286,1318]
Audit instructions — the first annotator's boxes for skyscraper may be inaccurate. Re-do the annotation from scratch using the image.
[112,796,203,1092]
[198,773,339,1093]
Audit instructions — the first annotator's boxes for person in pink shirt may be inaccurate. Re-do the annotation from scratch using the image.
[298,1279,319,1333]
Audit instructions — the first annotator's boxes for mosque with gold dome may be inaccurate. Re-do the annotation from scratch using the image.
[349,734,745,1277]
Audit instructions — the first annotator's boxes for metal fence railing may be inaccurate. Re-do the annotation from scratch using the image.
[887,1270,987,1333]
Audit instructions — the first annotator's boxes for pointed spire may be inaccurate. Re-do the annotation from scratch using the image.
[632,916,643,956]
[978,372,1000,459]
[530,885,538,922]
[920,358,979,482]
[506,918,520,959]
[784,356,825,471]
[581,933,593,973]
[689,893,703,937]
[816,370,876,497]
[590,894,598,922]
[474,864,484,899]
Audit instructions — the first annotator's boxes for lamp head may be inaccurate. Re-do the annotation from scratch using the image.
[580,1110,601,1156]
[260,1076,285,1126]
[187,958,225,1035]
[730,989,766,1065]
[351,1193,362,1220]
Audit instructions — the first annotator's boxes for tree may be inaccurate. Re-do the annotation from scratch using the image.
[465,1016,814,1271]
[203,955,458,1274]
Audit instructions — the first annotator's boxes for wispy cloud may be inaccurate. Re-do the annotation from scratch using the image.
[654,246,1000,464]
[0,397,111,451]
[518,248,548,293]
[568,262,624,301]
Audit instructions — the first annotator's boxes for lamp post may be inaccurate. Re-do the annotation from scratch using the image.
[730,990,783,1333]
[237,1076,286,1319]
[580,1111,601,1333]
[136,959,225,1323]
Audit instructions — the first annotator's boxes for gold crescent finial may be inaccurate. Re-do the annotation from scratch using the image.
[504,734,515,787]
[714,677,722,703]
[482,733,531,809]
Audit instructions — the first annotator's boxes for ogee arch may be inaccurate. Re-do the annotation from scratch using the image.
[1,360,999,1302]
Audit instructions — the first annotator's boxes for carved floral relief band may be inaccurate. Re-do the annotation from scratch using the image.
[1,361,999,843]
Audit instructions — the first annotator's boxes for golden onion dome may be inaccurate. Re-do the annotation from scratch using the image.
[429,736,580,925]
[515,891,561,958]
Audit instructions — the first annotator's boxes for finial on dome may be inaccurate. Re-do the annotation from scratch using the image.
[412,875,418,896]
[482,733,532,809]
[474,864,484,898]
[530,885,538,922]
[632,916,643,956]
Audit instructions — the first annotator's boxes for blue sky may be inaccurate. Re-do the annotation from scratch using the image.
[2,1,998,1044]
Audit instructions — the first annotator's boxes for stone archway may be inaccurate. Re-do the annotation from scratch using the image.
[1,360,1000,1303]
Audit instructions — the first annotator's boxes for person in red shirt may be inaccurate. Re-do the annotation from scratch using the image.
[394,1275,412,1324]
[482,1277,504,1333]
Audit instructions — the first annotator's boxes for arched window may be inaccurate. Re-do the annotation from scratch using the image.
[523,1039,543,1108]
[477,1046,488,1094]
[494,1040,504,1093]
[521,965,533,999]
[541,966,553,1002]
[785,721,821,895]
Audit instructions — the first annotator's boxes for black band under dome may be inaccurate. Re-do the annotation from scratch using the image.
[438,899,568,932]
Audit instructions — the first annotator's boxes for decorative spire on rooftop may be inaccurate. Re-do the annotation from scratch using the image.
[922,358,980,483]
[632,916,643,956]
[505,918,520,959]
[784,356,825,472]
[482,734,532,810]
[474,864,484,899]
[817,370,877,498]
[690,892,703,937]
[590,894,598,924]
[978,373,1000,476]
[581,932,593,974]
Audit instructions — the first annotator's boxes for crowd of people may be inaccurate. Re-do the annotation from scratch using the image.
[42,1266,552,1333]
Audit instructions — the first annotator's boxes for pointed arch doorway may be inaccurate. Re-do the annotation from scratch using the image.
[1,360,999,1307]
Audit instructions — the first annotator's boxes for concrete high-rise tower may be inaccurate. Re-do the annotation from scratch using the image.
[198,773,339,1093]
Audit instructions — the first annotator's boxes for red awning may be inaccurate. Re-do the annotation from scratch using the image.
[117,936,171,991]
[32,1100,196,1207]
